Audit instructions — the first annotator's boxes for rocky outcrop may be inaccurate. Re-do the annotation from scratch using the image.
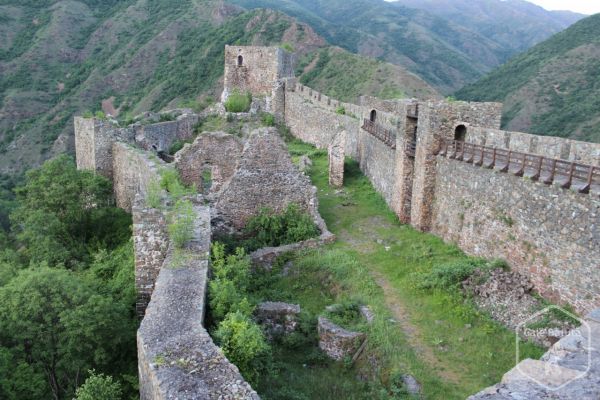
[317,317,366,361]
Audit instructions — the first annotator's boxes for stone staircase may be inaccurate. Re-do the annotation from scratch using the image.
[468,309,600,399]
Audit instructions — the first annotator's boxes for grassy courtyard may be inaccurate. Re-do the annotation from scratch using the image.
[246,139,544,399]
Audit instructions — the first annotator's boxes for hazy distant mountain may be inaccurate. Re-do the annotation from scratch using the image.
[392,0,585,54]
[456,14,600,143]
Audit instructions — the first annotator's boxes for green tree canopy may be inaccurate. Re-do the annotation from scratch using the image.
[0,267,133,400]
[10,155,131,267]
[75,370,122,400]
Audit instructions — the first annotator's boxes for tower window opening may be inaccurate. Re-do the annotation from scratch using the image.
[237,55,244,67]
[454,124,467,141]
[370,109,377,122]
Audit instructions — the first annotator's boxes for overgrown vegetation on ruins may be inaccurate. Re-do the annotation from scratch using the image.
[224,90,253,113]
[0,157,137,400]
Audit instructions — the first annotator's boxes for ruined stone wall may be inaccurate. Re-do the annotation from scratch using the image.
[431,157,600,314]
[137,203,259,400]
[214,128,318,232]
[133,195,169,317]
[74,117,131,180]
[284,83,361,159]
[112,142,165,212]
[223,45,294,99]
[134,115,198,153]
[466,126,600,166]
[174,132,244,193]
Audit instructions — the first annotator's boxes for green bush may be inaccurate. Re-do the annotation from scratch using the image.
[242,204,319,251]
[168,139,187,155]
[280,42,294,53]
[335,106,346,115]
[168,199,195,249]
[159,169,195,200]
[209,243,254,320]
[261,113,275,127]
[224,90,252,113]
[159,113,175,122]
[214,311,270,385]
[410,259,489,291]
[95,111,106,120]
[323,300,362,328]
[75,371,122,400]
[146,180,163,209]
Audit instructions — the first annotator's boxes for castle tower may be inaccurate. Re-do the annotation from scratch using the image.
[222,45,295,103]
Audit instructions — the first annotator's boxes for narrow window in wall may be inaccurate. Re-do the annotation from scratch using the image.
[454,125,467,141]
[237,55,244,67]
[370,110,377,123]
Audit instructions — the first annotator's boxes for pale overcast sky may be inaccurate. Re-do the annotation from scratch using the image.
[526,0,600,14]
[385,0,600,15]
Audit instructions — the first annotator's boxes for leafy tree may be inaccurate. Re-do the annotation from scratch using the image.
[75,371,122,400]
[0,267,133,400]
[10,155,131,267]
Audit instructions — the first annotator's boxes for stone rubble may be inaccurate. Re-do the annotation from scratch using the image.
[255,302,301,339]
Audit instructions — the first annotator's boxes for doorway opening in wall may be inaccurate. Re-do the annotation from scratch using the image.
[237,55,244,67]
[370,110,377,123]
[454,124,467,141]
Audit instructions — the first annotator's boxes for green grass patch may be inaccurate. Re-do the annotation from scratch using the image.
[282,139,545,399]
[225,90,252,113]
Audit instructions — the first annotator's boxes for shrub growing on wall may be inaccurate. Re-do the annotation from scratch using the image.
[214,311,270,386]
[224,90,252,113]
[242,203,319,251]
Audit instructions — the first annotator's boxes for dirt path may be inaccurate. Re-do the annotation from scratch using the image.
[338,215,461,384]
[371,270,461,384]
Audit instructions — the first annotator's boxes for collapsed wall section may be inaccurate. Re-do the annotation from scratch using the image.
[214,128,319,232]
[174,132,244,193]
[431,157,600,314]
[134,114,198,153]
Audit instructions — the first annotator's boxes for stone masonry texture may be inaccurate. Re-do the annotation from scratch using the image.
[214,127,317,232]
[73,46,600,398]
[431,157,600,313]
[174,132,244,194]
[223,45,294,101]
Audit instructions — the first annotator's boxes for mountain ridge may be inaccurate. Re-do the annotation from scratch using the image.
[456,13,600,143]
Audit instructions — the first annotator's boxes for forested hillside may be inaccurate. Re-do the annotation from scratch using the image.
[456,13,600,143]
[394,0,583,54]
[0,156,137,400]
[296,47,441,102]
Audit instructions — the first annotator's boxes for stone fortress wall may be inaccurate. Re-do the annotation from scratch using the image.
[222,45,600,315]
[73,45,600,398]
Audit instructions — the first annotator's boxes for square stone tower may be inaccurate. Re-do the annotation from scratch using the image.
[222,45,294,101]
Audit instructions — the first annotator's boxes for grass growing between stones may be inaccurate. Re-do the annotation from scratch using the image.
[273,139,545,399]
